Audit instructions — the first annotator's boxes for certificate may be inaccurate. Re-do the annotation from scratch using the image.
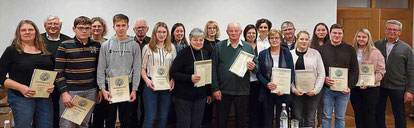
[194,60,212,87]
[61,95,95,125]
[329,67,348,91]
[295,70,315,92]
[271,68,291,94]
[29,69,57,98]
[109,75,130,103]
[357,64,375,86]
[229,50,254,77]
[151,66,170,91]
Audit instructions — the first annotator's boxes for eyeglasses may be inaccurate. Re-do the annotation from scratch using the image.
[386,28,400,32]
[134,26,147,30]
[46,22,60,26]
[76,27,91,31]
[157,31,167,34]
[92,25,102,29]
[269,37,281,40]
[208,27,216,30]
[282,28,294,32]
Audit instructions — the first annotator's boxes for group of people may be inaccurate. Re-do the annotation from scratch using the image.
[0,13,413,128]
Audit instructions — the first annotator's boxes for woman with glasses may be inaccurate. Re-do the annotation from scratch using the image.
[90,17,108,44]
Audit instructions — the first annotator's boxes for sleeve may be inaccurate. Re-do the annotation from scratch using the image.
[257,51,270,88]
[405,47,414,94]
[170,51,193,83]
[311,51,326,94]
[250,47,259,74]
[96,42,108,90]
[0,47,14,85]
[211,44,220,92]
[132,44,141,91]
[348,47,360,89]
[373,50,386,86]
[141,45,150,70]
[54,44,68,94]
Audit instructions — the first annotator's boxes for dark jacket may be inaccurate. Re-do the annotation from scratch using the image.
[374,39,414,94]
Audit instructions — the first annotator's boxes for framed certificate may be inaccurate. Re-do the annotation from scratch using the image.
[229,50,254,77]
[151,66,170,91]
[271,68,291,94]
[329,67,348,91]
[356,64,375,86]
[61,95,95,125]
[29,69,57,98]
[194,60,212,87]
[295,70,315,92]
[109,75,130,103]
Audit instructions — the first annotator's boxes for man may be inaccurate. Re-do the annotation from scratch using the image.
[41,15,72,128]
[97,14,141,128]
[374,20,414,128]
[211,22,258,128]
[281,21,296,50]
[131,18,151,128]
[55,16,101,128]
[317,24,359,128]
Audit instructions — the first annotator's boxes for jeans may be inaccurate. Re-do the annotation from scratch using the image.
[322,87,350,128]
[142,84,171,128]
[216,94,249,128]
[59,88,97,128]
[174,97,206,128]
[350,87,379,128]
[8,89,53,128]
[292,93,321,127]
[375,88,407,128]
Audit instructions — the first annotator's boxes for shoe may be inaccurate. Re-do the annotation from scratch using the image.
[409,114,414,120]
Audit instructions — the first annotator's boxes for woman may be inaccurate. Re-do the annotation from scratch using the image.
[290,31,325,127]
[141,22,177,128]
[171,23,188,52]
[203,20,220,56]
[350,28,385,128]
[310,23,330,49]
[243,24,263,127]
[257,29,294,128]
[90,17,108,43]
[170,28,210,128]
[255,18,272,52]
[0,20,54,127]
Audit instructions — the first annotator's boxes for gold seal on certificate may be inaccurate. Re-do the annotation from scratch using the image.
[329,67,348,91]
[151,66,170,91]
[271,68,291,94]
[295,70,315,92]
[61,95,95,125]
[194,60,212,87]
[29,69,57,98]
[109,75,130,103]
[229,50,254,77]
[357,64,375,86]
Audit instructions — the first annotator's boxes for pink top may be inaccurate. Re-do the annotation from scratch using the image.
[361,48,386,86]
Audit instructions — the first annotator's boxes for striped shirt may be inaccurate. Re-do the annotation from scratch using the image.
[54,38,101,94]
[141,44,176,77]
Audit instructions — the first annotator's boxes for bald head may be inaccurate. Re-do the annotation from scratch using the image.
[133,18,149,39]
[226,22,242,42]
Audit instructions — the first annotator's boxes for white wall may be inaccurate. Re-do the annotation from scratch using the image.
[0,0,336,54]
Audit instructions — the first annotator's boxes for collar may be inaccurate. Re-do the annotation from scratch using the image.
[385,38,399,44]
[74,36,92,47]
[226,39,243,47]
[257,36,268,42]
[328,41,346,47]
[46,33,60,41]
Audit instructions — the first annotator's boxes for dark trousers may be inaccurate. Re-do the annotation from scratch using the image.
[292,93,320,127]
[262,94,290,128]
[216,94,249,128]
[201,100,215,126]
[316,87,325,126]
[91,100,111,128]
[105,101,132,128]
[350,87,379,128]
[51,88,60,128]
[375,88,407,128]
[174,97,206,128]
[248,81,263,128]
[130,79,145,128]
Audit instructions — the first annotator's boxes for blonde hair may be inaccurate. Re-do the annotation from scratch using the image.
[148,22,172,53]
[204,20,220,39]
[13,20,49,55]
[268,29,283,38]
[295,31,310,49]
[353,28,376,59]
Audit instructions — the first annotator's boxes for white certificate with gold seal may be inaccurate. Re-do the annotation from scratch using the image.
[295,70,315,92]
[229,50,254,77]
[329,67,348,91]
[109,75,130,103]
[151,66,170,91]
[61,95,95,125]
[29,69,57,98]
[357,64,375,86]
[194,60,212,87]
[271,68,291,94]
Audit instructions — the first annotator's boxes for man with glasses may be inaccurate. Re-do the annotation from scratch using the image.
[281,21,296,50]
[133,18,151,50]
[55,16,101,128]
[375,19,414,128]
[41,16,72,128]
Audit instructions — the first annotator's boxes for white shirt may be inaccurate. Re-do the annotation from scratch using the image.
[226,39,243,48]
[257,37,270,53]
[46,33,61,41]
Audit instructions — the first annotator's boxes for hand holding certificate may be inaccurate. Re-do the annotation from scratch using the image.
[357,64,375,86]
[271,68,291,94]
[229,51,254,77]
[194,60,212,87]
[151,66,171,91]
[108,75,130,103]
[295,70,315,92]
[329,67,348,91]
[29,69,57,98]
[61,95,95,125]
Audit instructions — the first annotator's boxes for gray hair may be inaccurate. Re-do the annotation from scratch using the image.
[189,28,204,39]
[386,20,402,30]
[44,15,62,24]
[281,21,295,29]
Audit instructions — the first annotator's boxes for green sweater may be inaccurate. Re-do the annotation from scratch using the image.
[211,39,258,95]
